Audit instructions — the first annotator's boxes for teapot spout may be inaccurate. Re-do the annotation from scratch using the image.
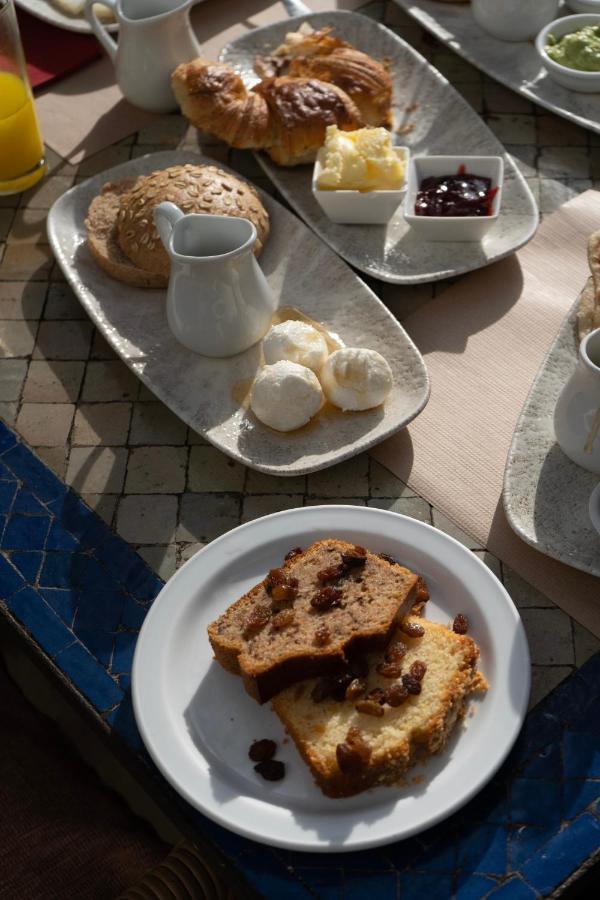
[154,202,184,250]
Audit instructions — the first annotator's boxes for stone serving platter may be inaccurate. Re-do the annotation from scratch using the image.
[393,0,600,135]
[47,150,429,477]
[220,10,538,285]
[503,298,600,577]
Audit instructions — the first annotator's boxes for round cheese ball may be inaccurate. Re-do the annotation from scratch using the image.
[263,320,329,373]
[250,361,323,431]
[320,347,393,411]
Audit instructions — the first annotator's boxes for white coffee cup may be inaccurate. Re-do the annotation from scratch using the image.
[472,0,561,41]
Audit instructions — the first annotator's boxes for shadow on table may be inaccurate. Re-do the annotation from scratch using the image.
[408,255,525,356]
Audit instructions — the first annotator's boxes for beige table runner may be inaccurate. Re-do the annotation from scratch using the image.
[36,0,365,162]
[373,190,600,637]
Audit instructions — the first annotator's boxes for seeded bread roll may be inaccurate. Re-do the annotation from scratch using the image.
[272,617,487,798]
[116,163,270,279]
[85,177,167,288]
[208,539,428,703]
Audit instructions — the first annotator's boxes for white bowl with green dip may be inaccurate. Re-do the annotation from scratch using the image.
[536,14,600,91]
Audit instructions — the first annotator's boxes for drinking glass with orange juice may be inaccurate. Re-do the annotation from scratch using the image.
[0,0,46,194]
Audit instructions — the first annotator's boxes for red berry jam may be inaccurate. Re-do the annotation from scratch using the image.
[415,165,498,217]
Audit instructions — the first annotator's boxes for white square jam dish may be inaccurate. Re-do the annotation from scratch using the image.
[404,155,504,242]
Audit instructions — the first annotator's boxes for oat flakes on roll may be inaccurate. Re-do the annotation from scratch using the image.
[85,177,167,289]
[115,163,270,280]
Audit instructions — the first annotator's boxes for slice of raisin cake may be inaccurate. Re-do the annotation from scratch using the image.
[272,617,488,797]
[208,539,428,703]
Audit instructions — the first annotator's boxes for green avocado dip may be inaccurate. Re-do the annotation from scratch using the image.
[546,25,600,72]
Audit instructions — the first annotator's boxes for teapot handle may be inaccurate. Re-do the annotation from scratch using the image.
[84,0,118,63]
[154,202,185,250]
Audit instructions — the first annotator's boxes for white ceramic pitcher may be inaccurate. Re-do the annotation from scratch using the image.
[154,202,278,358]
[554,328,600,475]
[84,0,200,113]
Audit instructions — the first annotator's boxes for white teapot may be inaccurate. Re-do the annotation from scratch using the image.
[85,0,200,113]
[154,202,277,358]
[554,328,600,475]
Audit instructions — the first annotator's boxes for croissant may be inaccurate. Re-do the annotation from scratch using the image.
[171,60,272,149]
[287,48,392,128]
[172,61,364,166]
[254,76,363,165]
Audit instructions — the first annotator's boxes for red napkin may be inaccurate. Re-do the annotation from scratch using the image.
[17,7,102,90]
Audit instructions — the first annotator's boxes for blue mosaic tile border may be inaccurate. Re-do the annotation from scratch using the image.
[0,419,599,899]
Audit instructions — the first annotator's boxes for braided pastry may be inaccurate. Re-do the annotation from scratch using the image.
[287,48,392,128]
[172,27,393,167]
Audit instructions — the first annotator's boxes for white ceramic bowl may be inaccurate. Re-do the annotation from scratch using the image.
[311,146,409,225]
[568,1,600,14]
[403,155,503,242]
[589,481,600,537]
[472,0,560,42]
[536,14,600,92]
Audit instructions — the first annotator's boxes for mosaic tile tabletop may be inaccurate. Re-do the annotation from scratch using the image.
[1,1,599,897]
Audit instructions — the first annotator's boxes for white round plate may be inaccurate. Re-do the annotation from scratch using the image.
[132,506,530,853]
[15,0,118,33]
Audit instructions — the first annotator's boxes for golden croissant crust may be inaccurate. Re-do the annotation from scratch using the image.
[172,29,393,166]
[287,48,392,128]
[171,60,272,149]
[254,76,363,166]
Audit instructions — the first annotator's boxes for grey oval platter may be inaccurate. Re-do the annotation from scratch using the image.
[220,10,538,285]
[47,151,429,477]
[503,298,600,577]
[392,0,600,135]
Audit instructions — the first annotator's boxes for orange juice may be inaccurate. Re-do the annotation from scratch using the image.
[0,71,46,194]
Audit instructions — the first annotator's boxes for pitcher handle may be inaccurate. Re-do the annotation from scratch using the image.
[154,202,185,250]
[84,0,118,63]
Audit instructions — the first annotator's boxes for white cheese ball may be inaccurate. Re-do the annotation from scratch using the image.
[263,321,329,373]
[250,361,323,431]
[320,347,393,411]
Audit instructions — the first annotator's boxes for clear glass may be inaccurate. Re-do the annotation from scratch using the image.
[0,0,46,194]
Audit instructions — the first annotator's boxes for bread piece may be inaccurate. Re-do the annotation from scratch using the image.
[52,0,114,21]
[272,617,487,797]
[272,25,350,60]
[287,48,392,128]
[115,164,270,279]
[577,277,600,341]
[171,61,273,149]
[255,76,363,166]
[208,539,425,703]
[578,230,600,341]
[85,178,167,288]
